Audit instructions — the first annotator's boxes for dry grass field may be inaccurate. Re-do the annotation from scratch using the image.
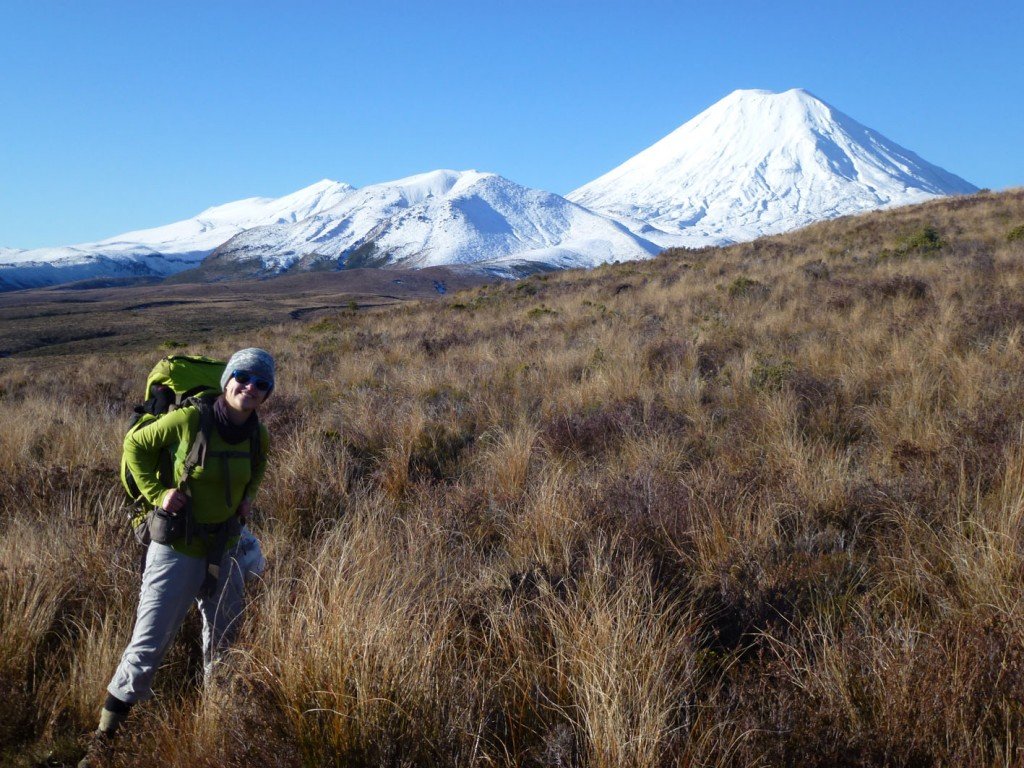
[0,266,490,358]
[2,188,1024,766]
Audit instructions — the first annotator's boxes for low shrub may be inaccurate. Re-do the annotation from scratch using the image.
[882,225,945,260]
[642,338,690,374]
[727,276,770,299]
[863,274,930,300]
[750,359,795,392]
[957,297,1024,345]
[695,338,743,378]
[526,305,558,318]
[800,259,830,280]
[409,422,474,483]
[542,398,689,460]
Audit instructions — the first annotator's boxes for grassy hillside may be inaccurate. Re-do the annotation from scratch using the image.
[2,189,1024,766]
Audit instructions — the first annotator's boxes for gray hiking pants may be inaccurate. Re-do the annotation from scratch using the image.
[107,541,246,704]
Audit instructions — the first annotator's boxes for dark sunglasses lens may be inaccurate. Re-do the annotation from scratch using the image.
[233,370,271,392]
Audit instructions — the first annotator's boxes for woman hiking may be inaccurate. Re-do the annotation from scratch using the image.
[79,348,274,767]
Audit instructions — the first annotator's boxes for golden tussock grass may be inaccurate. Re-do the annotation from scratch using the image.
[2,188,1024,765]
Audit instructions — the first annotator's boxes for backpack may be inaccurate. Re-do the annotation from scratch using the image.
[120,355,261,545]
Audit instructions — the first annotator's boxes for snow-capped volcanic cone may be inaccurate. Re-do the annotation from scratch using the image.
[201,169,661,278]
[568,88,978,246]
[0,180,354,290]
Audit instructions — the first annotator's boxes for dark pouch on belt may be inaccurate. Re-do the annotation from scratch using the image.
[147,506,185,544]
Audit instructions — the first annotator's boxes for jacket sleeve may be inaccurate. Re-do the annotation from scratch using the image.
[244,425,271,503]
[123,407,197,507]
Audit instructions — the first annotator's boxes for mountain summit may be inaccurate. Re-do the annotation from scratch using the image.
[568,88,978,246]
[1,89,979,291]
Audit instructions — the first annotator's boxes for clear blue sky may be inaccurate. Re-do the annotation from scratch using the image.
[2,0,1021,249]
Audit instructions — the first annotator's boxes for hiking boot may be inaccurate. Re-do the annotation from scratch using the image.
[78,704,127,768]
[77,728,114,767]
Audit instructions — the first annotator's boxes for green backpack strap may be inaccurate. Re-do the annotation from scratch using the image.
[178,399,213,489]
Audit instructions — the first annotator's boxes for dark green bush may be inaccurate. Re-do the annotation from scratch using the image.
[728,276,769,298]
[751,359,795,392]
[883,225,945,260]
[516,282,538,296]
[526,305,557,318]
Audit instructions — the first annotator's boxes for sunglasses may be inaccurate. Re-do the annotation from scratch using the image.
[232,370,272,392]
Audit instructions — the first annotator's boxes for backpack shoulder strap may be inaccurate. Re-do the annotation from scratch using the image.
[239,420,262,503]
[178,399,214,489]
[250,420,263,471]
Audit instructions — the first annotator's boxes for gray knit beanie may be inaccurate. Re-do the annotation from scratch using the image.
[221,348,275,393]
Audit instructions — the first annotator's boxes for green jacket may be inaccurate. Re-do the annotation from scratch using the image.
[123,404,270,558]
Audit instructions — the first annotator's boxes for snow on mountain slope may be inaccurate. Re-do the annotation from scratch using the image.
[1,89,981,291]
[205,170,661,275]
[0,180,355,290]
[569,89,978,246]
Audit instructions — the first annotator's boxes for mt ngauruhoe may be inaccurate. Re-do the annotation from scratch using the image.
[568,88,977,246]
[0,89,977,291]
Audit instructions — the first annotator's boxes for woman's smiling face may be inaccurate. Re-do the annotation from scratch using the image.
[224,372,268,415]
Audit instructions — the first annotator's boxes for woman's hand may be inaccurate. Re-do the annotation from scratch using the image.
[237,498,252,520]
[161,489,188,514]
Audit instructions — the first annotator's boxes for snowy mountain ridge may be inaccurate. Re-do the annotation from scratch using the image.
[0,179,357,290]
[1,89,978,291]
[203,169,661,277]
